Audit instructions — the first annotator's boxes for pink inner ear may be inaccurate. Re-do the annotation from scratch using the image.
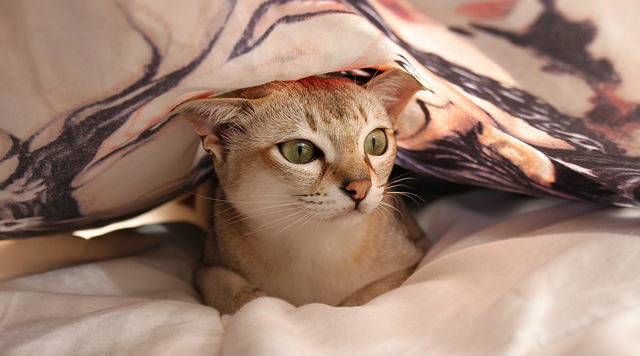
[384,82,423,119]
[182,113,214,137]
[185,114,223,155]
[366,69,424,120]
[202,134,222,153]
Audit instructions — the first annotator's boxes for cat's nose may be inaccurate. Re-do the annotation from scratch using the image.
[342,179,372,204]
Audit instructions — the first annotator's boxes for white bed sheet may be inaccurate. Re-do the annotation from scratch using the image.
[1,190,639,355]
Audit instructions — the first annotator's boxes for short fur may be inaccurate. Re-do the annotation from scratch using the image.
[174,69,427,314]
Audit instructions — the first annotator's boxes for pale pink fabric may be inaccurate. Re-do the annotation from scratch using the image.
[2,0,639,237]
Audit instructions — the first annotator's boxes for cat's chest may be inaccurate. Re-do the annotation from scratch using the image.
[248,229,404,306]
[258,241,371,306]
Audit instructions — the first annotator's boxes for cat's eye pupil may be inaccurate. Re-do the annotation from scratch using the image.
[364,129,387,156]
[279,139,317,164]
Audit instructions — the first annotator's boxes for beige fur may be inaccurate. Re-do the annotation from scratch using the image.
[173,69,428,314]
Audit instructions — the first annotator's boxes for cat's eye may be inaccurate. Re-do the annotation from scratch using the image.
[364,129,387,156]
[279,139,318,164]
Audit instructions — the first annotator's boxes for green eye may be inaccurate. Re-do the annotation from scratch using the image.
[279,139,317,164]
[364,129,387,156]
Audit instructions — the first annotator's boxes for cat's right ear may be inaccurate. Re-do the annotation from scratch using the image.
[365,68,423,122]
[172,98,252,160]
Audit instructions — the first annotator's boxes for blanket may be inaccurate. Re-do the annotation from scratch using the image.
[1,0,639,237]
[1,190,639,354]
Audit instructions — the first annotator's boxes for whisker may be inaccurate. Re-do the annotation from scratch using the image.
[180,188,217,201]
[219,206,301,227]
[385,191,425,205]
[235,209,308,240]
[385,183,413,190]
[253,193,304,198]
[387,172,415,182]
[379,200,401,215]
[372,204,385,219]
[390,177,417,184]
[181,188,293,204]
[271,210,312,237]
[212,203,303,219]
[377,177,417,188]
[240,202,304,212]
[211,199,301,217]
[375,201,395,220]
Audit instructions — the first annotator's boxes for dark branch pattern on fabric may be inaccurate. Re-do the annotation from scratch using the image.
[348,0,639,206]
[0,1,235,235]
[0,0,638,237]
[229,0,354,59]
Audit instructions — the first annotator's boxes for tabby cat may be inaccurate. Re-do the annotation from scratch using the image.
[173,69,428,314]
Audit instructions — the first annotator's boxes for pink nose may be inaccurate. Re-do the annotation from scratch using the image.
[343,180,372,202]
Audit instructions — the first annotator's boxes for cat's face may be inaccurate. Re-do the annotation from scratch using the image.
[223,78,397,226]
[176,69,421,231]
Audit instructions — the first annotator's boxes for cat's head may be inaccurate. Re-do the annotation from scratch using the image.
[175,69,421,230]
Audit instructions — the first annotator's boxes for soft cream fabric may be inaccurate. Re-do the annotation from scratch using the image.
[1,190,639,355]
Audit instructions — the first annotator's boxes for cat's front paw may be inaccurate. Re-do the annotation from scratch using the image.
[232,286,266,313]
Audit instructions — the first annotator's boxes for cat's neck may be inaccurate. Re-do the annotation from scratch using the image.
[253,207,382,259]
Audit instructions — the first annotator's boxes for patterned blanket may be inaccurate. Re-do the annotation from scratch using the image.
[1,0,638,237]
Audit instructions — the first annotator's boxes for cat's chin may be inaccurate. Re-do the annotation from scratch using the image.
[317,208,369,227]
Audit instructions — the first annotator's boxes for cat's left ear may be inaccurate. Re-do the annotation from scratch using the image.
[365,68,423,122]
[172,96,255,160]
[172,84,275,160]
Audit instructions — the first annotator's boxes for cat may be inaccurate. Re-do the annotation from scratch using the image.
[173,69,428,314]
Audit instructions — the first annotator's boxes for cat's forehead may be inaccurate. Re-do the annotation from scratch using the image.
[263,77,390,131]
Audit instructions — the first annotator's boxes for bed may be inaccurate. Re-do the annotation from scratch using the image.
[2,189,639,355]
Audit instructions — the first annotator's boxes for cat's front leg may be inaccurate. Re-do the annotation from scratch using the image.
[339,266,415,307]
[195,265,265,314]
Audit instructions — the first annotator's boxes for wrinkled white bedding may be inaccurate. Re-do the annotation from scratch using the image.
[1,190,640,355]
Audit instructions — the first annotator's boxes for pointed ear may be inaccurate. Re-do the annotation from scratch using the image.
[172,97,253,160]
[365,68,423,121]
